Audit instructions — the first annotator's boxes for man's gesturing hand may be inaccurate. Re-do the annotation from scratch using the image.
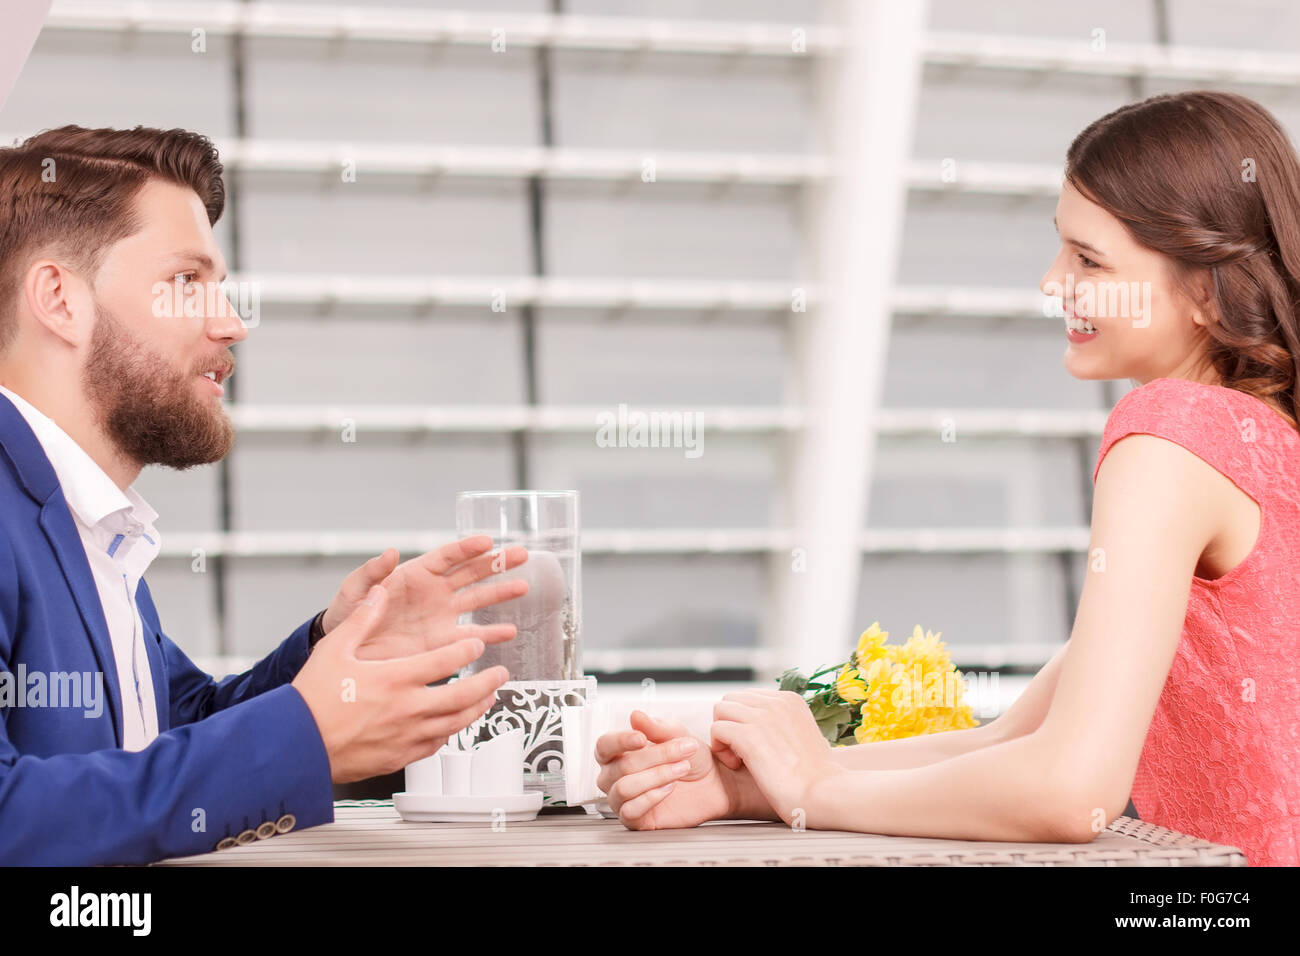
[292,584,509,783]
[320,535,529,661]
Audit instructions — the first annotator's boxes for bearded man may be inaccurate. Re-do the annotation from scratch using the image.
[0,126,527,865]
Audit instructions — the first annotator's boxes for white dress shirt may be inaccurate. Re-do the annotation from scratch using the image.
[0,384,160,751]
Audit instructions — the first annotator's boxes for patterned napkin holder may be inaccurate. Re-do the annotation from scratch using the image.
[452,677,599,807]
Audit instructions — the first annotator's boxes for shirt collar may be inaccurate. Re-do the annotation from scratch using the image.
[0,384,158,531]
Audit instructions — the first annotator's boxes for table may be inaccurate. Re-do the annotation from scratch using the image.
[153,800,1249,866]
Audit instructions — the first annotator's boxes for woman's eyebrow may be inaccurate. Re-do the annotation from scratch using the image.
[1053,216,1107,259]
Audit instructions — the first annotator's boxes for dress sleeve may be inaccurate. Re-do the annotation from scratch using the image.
[1092,378,1267,502]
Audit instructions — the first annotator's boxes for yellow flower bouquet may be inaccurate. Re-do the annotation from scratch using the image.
[777,622,980,745]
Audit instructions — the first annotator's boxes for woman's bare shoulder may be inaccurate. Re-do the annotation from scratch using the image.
[1093,431,1256,578]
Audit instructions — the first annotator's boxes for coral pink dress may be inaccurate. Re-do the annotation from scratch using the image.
[1093,376,1299,866]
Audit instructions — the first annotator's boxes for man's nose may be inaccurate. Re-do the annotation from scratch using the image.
[208,290,250,343]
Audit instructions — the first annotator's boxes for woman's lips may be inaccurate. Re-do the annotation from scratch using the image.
[1064,304,1099,341]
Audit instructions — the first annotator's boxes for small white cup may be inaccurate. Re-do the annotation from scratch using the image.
[405,749,444,795]
[471,729,525,796]
[439,748,474,796]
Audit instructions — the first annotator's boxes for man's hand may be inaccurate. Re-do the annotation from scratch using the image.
[320,535,529,661]
[291,583,511,783]
[595,710,745,830]
[710,690,845,827]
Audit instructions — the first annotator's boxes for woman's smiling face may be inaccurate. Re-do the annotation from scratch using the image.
[1040,180,1217,386]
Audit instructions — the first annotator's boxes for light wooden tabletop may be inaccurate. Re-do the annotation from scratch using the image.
[152,800,1249,866]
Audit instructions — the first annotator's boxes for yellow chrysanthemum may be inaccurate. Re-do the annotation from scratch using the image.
[855,622,890,667]
[835,665,868,703]
[848,623,979,743]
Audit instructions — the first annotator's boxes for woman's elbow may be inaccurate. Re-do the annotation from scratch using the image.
[1039,780,1125,844]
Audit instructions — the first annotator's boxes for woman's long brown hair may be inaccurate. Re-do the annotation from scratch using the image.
[1065,91,1300,431]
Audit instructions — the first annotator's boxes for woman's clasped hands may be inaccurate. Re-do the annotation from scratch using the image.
[594,690,846,830]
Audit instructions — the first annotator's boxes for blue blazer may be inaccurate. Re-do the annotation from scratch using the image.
[0,392,334,865]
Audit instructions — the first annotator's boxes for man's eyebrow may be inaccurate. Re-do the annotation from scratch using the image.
[1052,216,1107,259]
[163,252,228,282]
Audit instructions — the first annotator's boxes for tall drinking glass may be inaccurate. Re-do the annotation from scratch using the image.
[455,490,581,681]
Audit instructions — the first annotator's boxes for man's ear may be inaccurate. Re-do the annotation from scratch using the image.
[24,258,92,347]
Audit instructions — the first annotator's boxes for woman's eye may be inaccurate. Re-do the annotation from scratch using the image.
[174,272,199,285]
[1077,254,1099,269]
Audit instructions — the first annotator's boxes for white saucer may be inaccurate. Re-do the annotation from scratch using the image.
[392,791,544,823]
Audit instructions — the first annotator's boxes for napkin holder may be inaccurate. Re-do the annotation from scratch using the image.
[451,676,599,807]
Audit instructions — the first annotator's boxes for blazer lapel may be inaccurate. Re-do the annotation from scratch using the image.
[3,392,124,746]
[37,489,124,748]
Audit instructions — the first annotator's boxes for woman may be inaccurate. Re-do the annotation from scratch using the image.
[594,90,1300,867]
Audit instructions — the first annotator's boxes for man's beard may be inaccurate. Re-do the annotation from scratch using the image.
[82,304,235,470]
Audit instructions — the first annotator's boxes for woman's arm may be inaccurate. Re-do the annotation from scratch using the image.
[724,641,1071,818]
[713,433,1224,842]
[828,638,1072,770]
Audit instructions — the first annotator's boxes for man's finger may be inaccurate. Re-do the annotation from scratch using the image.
[391,634,502,685]
[416,666,508,716]
[365,548,400,581]
[384,636,486,684]
[341,549,398,596]
[447,622,517,646]
[442,545,528,590]
[418,535,496,576]
[334,585,389,655]
[454,577,529,615]
[423,689,499,740]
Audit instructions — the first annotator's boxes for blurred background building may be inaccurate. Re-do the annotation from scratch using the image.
[3,0,1298,759]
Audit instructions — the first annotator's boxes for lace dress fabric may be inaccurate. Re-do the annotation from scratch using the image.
[1093,377,1299,866]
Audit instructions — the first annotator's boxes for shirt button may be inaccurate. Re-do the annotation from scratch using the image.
[235,829,258,846]
[275,814,297,834]
[255,821,278,840]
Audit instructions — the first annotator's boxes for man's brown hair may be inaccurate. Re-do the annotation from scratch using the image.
[0,125,225,352]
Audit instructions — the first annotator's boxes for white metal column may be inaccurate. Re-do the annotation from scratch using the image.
[773,0,929,674]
